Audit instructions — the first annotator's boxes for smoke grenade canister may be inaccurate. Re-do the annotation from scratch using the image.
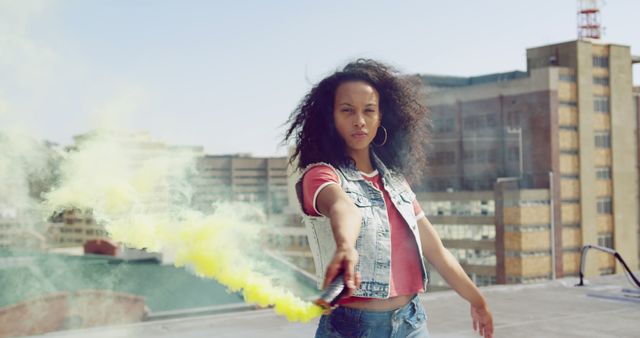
[315,272,348,310]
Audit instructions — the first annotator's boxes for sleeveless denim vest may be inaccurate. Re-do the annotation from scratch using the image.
[295,151,428,298]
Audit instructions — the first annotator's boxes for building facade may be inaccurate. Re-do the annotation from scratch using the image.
[191,154,289,216]
[421,39,638,284]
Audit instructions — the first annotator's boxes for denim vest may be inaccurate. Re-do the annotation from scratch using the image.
[295,151,428,298]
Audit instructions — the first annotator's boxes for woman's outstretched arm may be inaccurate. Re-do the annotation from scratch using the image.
[417,216,494,338]
[315,184,362,294]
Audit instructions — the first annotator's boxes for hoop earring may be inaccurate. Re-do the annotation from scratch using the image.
[373,126,388,147]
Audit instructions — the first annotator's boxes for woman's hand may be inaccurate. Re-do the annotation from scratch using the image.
[470,303,494,338]
[322,245,361,296]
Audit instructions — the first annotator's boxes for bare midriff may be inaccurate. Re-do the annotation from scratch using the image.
[341,294,415,311]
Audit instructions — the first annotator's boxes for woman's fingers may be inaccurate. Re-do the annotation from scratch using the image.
[322,261,341,289]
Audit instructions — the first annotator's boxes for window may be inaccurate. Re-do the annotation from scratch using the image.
[507,111,520,128]
[596,166,611,180]
[597,233,613,248]
[592,56,609,68]
[432,151,456,166]
[593,77,609,86]
[594,131,611,148]
[464,115,485,130]
[596,197,612,214]
[559,74,576,82]
[559,100,577,108]
[507,147,520,161]
[593,96,609,113]
[475,275,497,286]
[485,114,498,128]
[433,117,455,133]
[297,236,307,247]
[463,150,474,162]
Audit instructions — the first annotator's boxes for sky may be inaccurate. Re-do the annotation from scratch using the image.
[0,0,638,157]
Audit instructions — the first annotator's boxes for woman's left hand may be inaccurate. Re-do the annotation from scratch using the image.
[470,303,493,338]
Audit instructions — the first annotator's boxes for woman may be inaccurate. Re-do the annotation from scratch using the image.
[283,59,493,338]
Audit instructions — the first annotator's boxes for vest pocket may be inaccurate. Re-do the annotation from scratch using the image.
[345,190,373,207]
[400,190,416,204]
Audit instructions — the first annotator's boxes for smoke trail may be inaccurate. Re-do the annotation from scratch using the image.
[0,128,58,233]
[43,131,323,322]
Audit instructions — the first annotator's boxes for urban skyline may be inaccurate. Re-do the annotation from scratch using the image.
[0,1,638,157]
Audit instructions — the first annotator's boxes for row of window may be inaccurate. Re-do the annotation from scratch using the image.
[464,149,499,163]
[559,100,577,108]
[558,74,608,86]
[593,56,609,68]
[432,224,495,240]
[423,201,494,217]
[563,168,611,180]
[463,114,498,130]
[559,96,610,113]
[58,228,108,236]
[450,249,496,265]
[429,148,518,166]
[432,117,455,133]
[473,275,497,287]
[59,238,84,244]
[593,76,609,86]
[559,74,576,82]
[507,275,551,284]
[266,234,309,248]
[432,115,499,133]
[425,177,498,191]
[594,131,611,148]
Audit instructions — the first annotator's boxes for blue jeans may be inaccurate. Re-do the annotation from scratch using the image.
[315,295,430,338]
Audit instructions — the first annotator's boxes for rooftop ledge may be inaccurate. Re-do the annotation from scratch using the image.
[29,272,640,338]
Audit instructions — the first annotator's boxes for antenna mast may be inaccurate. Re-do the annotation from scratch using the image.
[577,0,602,40]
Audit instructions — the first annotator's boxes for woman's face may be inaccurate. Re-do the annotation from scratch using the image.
[333,81,381,154]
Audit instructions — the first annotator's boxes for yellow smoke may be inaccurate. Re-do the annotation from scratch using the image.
[44,131,323,322]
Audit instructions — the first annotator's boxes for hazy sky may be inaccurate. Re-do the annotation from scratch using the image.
[1,0,638,157]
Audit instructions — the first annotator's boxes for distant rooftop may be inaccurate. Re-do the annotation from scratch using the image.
[0,249,243,312]
[420,70,529,89]
[30,272,640,338]
[0,249,318,313]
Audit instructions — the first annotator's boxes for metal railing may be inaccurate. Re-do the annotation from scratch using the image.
[575,244,640,288]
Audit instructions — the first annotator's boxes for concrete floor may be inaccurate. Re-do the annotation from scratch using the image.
[31,273,640,338]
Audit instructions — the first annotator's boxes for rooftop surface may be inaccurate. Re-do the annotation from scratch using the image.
[28,272,640,338]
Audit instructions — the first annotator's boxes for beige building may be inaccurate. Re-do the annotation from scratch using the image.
[421,39,639,285]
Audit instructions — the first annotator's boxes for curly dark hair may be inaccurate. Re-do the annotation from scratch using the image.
[282,59,430,185]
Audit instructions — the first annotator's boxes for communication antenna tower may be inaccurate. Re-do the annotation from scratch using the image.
[577,0,603,40]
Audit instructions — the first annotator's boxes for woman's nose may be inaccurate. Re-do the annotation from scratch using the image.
[353,114,366,127]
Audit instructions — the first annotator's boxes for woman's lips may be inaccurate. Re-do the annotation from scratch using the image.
[351,132,367,140]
